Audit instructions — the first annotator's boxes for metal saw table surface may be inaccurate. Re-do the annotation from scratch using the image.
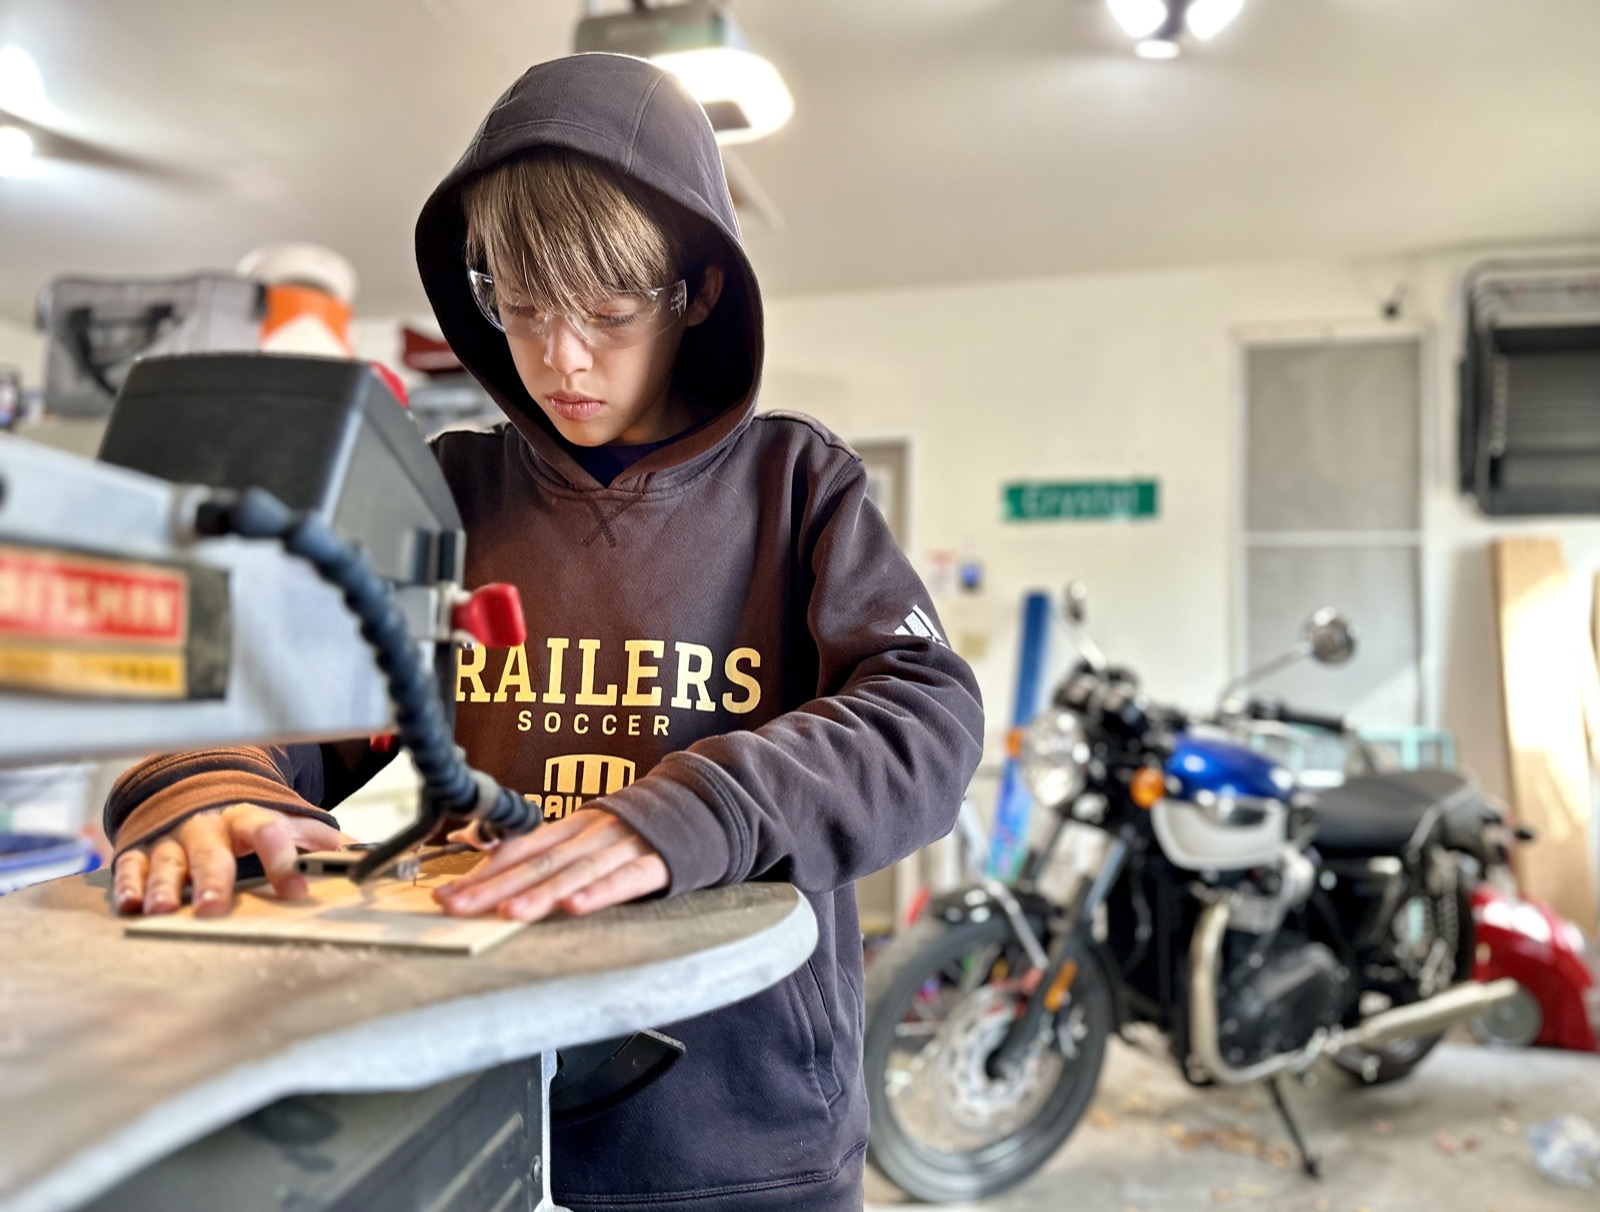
[0,870,817,1212]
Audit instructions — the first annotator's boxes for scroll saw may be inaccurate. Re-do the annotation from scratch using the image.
[0,351,540,880]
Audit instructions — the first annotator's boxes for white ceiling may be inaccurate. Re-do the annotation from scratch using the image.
[0,0,1595,323]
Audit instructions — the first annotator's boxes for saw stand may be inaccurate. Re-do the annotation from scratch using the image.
[0,870,818,1212]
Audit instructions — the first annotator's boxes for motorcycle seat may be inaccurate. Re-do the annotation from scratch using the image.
[1313,770,1476,857]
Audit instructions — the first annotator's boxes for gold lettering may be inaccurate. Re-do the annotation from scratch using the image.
[628,714,642,736]
[493,644,537,703]
[670,642,716,712]
[602,714,618,736]
[543,711,561,734]
[574,713,590,735]
[544,638,569,704]
[722,647,762,714]
[654,714,670,736]
[517,710,533,732]
[622,639,664,707]
[576,638,619,705]
[455,646,490,703]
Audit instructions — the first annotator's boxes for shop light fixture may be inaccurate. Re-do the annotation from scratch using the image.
[0,46,47,120]
[1134,38,1181,59]
[0,124,34,178]
[1108,0,1245,57]
[575,1,793,145]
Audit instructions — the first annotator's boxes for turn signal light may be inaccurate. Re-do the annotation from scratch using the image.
[1130,765,1166,809]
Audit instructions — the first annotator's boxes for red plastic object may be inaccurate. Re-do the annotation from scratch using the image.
[401,326,464,376]
[1471,883,1599,1052]
[367,362,410,408]
[451,583,526,648]
[370,733,397,755]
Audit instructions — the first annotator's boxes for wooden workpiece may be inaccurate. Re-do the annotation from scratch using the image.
[0,866,817,1212]
[124,852,527,955]
[1492,537,1600,935]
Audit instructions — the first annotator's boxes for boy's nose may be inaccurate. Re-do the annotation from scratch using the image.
[541,318,593,374]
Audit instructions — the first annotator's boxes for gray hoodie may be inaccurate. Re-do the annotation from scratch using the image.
[109,53,984,1210]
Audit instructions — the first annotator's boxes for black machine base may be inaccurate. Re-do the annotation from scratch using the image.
[85,1054,557,1212]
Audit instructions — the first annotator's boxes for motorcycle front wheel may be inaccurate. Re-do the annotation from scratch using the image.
[864,914,1112,1203]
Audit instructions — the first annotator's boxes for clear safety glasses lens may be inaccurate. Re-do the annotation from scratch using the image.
[466,270,688,349]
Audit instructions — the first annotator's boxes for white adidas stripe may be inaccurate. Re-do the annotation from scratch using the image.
[893,606,947,646]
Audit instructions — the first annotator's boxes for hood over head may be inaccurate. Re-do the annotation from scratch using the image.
[415,54,762,487]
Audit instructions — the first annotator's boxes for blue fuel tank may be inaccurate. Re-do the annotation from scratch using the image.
[1164,735,1295,803]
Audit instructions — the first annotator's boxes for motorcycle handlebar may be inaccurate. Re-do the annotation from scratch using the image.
[1246,698,1348,735]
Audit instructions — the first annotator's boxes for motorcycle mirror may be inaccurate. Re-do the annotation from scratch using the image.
[1303,608,1357,666]
[1064,582,1089,626]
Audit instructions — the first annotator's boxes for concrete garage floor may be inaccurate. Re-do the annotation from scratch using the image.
[864,1038,1600,1212]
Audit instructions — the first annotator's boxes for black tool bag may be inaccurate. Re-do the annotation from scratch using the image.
[35,273,264,416]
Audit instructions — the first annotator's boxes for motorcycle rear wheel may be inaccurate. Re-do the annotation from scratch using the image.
[1333,883,1475,1086]
[864,915,1112,1203]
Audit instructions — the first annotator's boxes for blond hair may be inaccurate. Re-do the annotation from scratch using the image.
[462,148,705,314]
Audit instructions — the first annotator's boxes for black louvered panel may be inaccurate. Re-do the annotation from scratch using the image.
[1463,260,1600,515]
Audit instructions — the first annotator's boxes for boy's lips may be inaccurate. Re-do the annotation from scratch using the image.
[547,393,604,422]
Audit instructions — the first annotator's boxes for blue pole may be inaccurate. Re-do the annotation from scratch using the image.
[986,590,1053,880]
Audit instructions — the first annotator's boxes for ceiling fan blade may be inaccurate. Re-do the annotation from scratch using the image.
[0,108,212,189]
[721,149,784,231]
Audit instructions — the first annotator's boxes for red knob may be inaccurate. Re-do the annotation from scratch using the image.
[451,583,526,648]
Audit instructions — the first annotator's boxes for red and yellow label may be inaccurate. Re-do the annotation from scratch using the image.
[0,544,190,699]
[0,544,188,645]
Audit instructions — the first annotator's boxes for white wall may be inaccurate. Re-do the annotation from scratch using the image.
[0,319,45,387]
[762,243,1600,818]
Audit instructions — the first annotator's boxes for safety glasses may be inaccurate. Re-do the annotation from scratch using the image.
[467,269,688,350]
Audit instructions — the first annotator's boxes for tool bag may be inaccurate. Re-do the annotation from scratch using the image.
[35,273,264,416]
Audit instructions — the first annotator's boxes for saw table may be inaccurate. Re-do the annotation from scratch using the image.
[0,867,816,1212]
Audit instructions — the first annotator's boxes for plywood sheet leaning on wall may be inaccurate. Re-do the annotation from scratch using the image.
[1491,537,1599,936]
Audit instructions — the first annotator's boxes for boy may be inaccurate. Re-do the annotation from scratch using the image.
[108,53,983,1210]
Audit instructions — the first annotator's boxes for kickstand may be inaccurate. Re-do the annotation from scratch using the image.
[1268,1075,1322,1179]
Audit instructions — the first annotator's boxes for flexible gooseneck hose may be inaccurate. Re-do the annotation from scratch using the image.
[194,487,539,877]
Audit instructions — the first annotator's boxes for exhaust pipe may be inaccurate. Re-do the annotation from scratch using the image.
[1340,977,1519,1052]
[1188,897,1521,1085]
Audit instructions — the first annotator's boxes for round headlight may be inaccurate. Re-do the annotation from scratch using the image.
[1020,709,1089,807]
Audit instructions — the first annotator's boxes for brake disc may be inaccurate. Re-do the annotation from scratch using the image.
[936,987,1059,1132]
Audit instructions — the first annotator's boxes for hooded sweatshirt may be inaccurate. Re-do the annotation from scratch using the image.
[106,54,984,1210]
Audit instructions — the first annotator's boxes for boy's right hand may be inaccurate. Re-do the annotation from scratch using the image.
[112,804,351,919]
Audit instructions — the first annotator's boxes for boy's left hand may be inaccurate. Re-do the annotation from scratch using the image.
[433,809,668,922]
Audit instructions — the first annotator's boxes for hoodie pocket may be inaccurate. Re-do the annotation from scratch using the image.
[792,959,841,1106]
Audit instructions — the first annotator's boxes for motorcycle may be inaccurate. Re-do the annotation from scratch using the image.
[862,586,1521,1202]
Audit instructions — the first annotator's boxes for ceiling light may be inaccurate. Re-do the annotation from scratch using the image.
[1108,0,1244,56]
[0,125,34,178]
[1107,0,1170,40]
[575,2,794,145]
[1185,0,1244,40]
[1134,38,1182,59]
[648,47,792,145]
[0,46,48,122]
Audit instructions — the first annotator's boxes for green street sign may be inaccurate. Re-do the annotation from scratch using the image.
[1003,479,1160,522]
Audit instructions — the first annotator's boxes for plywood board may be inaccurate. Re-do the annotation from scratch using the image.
[124,853,525,955]
[1492,537,1600,935]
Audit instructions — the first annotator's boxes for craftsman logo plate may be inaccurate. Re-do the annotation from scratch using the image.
[0,544,193,700]
[0,544,188,644]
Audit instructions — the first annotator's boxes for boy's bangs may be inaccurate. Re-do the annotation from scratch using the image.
[464,151,681,314]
